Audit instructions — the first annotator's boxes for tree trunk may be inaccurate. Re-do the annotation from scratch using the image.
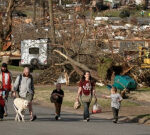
[48,0,56,44]
[42,1,46,26]
[59,0,62,6]
[33,0,36,23]
[3,0,14,50]
[0,13,3,50]
[145,0,149,9]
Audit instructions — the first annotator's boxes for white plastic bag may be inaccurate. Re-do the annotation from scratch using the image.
[92,103,102,114]
[74,101,81,110]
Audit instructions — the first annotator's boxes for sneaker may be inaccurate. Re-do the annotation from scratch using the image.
[83,119,87,122]
[58,117,61,120]
[83,118,90,122]
[112,120,117,123]
[30,115,37,121]
[0,118,3,121]
[55,115,58,120]
[4,113,8,117]
[87,118,90,122]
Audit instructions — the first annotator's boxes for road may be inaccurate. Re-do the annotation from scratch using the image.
[0,98,150,135]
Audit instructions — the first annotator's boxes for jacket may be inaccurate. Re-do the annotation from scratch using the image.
[14,74,34,98]
[0,71,14,91]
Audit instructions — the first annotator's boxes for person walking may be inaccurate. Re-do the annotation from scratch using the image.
[14,67,36,121]
[0,63,14,117]
[76,71,97,122]
[102,87,123,123]
[0,81,5,120]
[51,83,64,120]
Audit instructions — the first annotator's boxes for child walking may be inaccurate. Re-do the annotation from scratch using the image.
[103,87,123,123]
[0,81,5,121]
[51,83,64,120]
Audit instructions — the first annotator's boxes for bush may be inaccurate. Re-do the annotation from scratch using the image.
[136,5,144,10]
[97,57,113,80]
[119,10,130,18]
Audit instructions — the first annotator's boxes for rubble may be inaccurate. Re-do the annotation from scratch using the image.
[65,2,81,8]
[114,36,125,40]
[95,17,109,21]
[1,1,150,85]
[35,66,64,84]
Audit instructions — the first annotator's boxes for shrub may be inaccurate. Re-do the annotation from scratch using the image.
[119,10,130,18]
[97,57,113,80]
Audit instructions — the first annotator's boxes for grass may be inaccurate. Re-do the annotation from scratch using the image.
[0,63,24,72]
[145,114,150,119]
[137,114,150,119]
[136,87,150,92]
[8,65,24,71]
[97,9,150,17]
[98,10,121,17]
[63,101,74,107]
[0,63,42,73]
[121,100,139,107]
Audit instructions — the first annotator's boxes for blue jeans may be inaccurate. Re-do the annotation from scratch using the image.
[83,102,90,119]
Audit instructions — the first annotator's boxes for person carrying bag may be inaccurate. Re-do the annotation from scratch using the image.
[50,83,64,120]
[76,71,97,122]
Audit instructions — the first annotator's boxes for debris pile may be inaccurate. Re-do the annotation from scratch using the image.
[36,66,62,84]
[1,1,150,86]
[35,5,150,86]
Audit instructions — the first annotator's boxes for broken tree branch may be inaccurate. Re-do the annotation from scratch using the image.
[53,49,106,83]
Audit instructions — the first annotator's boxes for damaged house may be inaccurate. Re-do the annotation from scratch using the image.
[92,0,150,8]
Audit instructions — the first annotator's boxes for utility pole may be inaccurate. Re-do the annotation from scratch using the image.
[48,0,56,44]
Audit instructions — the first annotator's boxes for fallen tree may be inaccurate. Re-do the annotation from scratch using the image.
[53,49,103,82]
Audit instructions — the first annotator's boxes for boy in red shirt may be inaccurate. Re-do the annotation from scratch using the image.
[0,81,5,120]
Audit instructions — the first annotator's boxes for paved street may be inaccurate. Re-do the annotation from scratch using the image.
[0,98,150,135]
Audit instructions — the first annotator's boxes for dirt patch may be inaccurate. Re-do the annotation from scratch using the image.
[130,90,150,103]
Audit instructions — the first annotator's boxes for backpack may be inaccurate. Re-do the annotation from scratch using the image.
[16,74,22,92]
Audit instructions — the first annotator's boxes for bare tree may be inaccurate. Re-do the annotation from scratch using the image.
[59,0,62,6]
[33,0,36,23]
[0,13,3,50]
[48,0,56,44]
[1,0,15,51]
[0,0,24,51]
